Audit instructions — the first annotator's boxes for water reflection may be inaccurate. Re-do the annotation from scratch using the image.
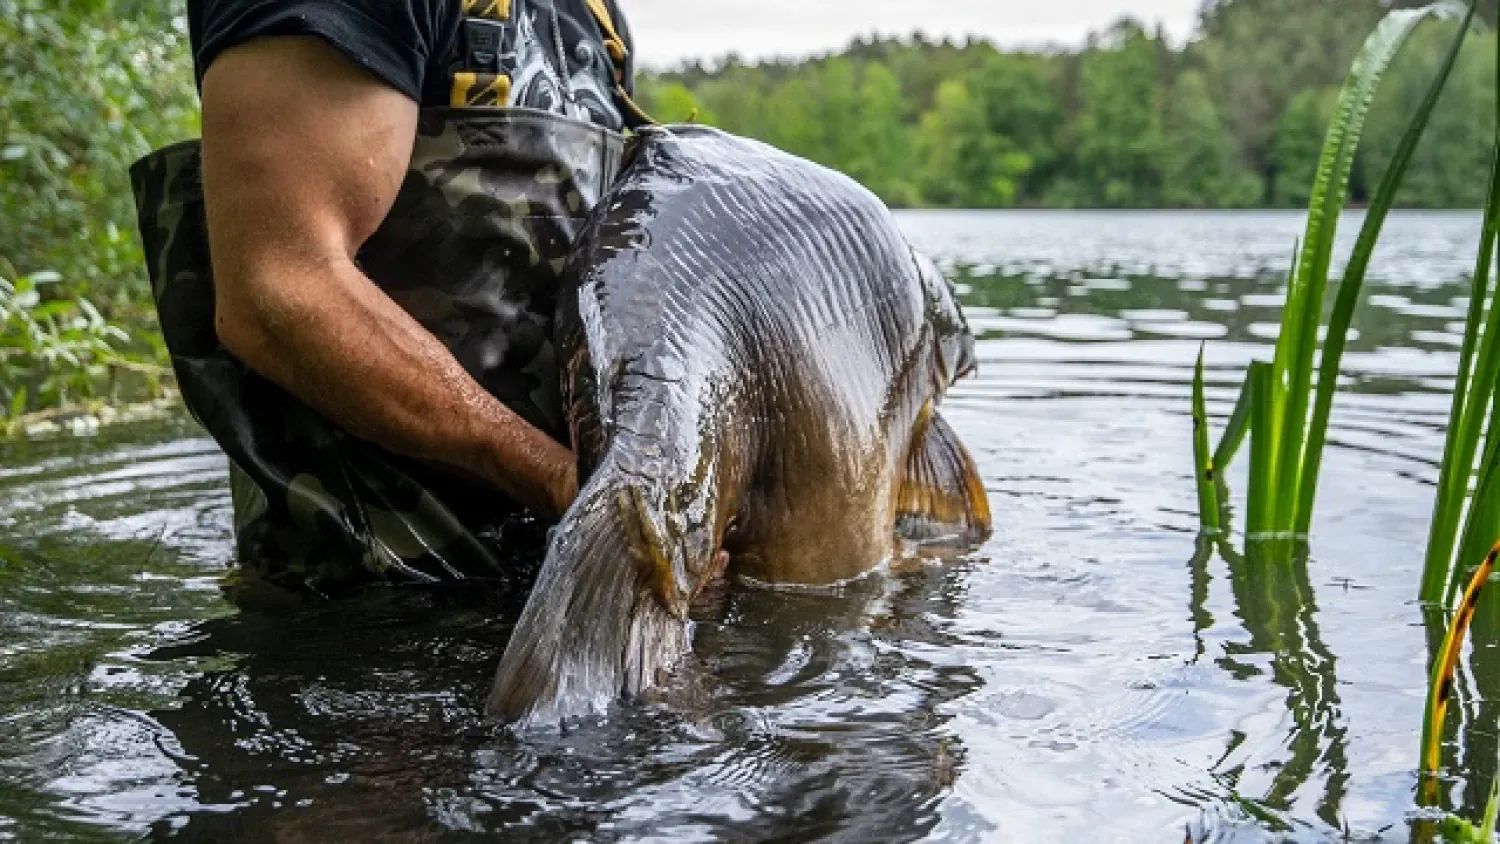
[143,587,518,841]
[129,561,981,841]
[1436,592,1500,830]
[1215,542,1348,831]
[957,268,1474,373]
[2,210,1492,840]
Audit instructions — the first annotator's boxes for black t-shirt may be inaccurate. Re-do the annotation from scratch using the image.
[188,0,636,129]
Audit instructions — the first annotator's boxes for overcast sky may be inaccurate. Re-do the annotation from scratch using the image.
[624,0,1205,67]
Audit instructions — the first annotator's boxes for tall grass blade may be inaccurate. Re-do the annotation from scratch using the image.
[1271,0,1468,535]
[1420,541,1498,802]
[1262,242,1300,532]
[1482,772,1500,842]
[1451,425,1500,606]
[1424,14,1500,603]
[1440,813,1491,842]
[1212,371,1254,476]
[1246,362,1275,538]
[1294,1,1477,536]
[1193,346,1221,534]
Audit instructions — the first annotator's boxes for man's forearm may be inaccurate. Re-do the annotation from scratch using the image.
[215,252,577,519]
[196,37,576,520]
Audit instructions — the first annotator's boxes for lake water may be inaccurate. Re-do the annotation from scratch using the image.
[0,209,1490,842]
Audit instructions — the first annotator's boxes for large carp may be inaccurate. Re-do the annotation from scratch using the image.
[487,125,990,723]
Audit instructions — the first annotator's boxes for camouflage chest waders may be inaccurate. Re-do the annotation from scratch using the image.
[131,1,638,596]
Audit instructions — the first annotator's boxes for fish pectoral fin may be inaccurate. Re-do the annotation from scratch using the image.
[896,411,992,545]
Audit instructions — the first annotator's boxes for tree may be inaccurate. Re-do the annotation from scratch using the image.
[1161,69,1263,207]
[844,63,918,206]
[965,50,1065,204]
[1363,22,1495,208]
[758,73,824,163]
[912,79,1031,208]
[0,0,199,305]
[1269,89,1334,207]
[1196,0,1384,192]
[1065,20,1166,207]
[636,80,714,125]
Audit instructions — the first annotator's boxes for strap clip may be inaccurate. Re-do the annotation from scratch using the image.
[461,18,508,73]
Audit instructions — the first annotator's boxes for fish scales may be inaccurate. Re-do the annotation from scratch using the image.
[487,125,989,724]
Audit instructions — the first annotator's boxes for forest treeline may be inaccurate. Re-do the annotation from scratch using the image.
[4,0,1493,298]
[636,0,1497,210]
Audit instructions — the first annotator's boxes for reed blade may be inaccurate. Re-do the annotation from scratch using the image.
[1452,425,1500,607]
[1294,1,1477,536]
[1424,15,1500,603]
[1245,361,1275,537]
[1420,541,1498,802]
[1271,0,1468,534]
[1263,241,1300,532]
[1482,770,1500,841]
[1424,183,1500,602]
[1211,369,1254,476]
[1193,346,1221,534]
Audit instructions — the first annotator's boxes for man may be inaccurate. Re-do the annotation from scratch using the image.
[132,0,648,594]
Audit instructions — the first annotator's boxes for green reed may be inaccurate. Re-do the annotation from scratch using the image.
[1184,2,1500,828]
[1422,544,1497,829]
[1422,25,1500,605]
[1194,0,1473,559]
[1191,348,1220,533]
[1413,12,1500,826]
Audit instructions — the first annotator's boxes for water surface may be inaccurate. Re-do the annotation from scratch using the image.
[0,209,1488,842]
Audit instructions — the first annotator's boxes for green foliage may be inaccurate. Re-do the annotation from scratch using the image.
[1161,70,1262,208]
[635,81,712,125]
[1366,22,1498,207]
[0,0,199,305]
[1192,0,1471,557]
[1271,90,1337,206]
[844,63,915,205]
[1066,21,1167,208]
[1423,22,1500,604]
[913,80,1029,208]
[966,51,1065,202]
[0,267,167,431]
[0,0,192,422]
[643,0,1493,210]
[1198,0,1385,185]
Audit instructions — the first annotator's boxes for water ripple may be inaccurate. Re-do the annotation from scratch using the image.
[0,211,1487,841]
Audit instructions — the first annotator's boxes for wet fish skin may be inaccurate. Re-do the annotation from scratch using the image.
[487,125,988,725]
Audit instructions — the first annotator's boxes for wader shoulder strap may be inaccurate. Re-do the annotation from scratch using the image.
[450,0,652,123]
[452,0,513,107]
[462,0,511,17]
[582,0,627,69]
[581,0,657,125]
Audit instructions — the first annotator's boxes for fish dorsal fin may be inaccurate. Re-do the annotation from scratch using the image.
[896,406,992,545]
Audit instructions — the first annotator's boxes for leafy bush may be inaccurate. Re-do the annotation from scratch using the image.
[0,267,168,430]
[0,0,192,424]
[0,0,198,307]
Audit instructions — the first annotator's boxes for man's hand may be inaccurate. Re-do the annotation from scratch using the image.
[201,36,577,519]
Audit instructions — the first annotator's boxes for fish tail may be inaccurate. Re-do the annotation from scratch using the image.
[486,465,690,725]
[896,407,992,545]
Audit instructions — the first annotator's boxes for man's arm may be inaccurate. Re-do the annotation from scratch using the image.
[200,36,578,518]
